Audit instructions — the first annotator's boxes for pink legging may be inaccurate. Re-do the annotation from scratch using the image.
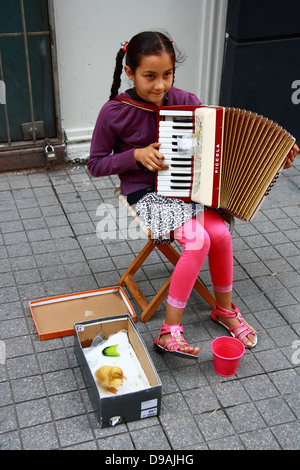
[168,209,233,308]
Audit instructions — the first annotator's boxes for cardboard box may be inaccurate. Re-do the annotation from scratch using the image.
[74,315,162,427]
[29,287,136,340]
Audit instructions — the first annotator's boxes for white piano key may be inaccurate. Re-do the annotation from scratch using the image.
[159,121,193,128]
[161,176,191,181]
[157,189,191,197]
[159,129,193,135]
[159,110,194,116]
[159,167,191,175]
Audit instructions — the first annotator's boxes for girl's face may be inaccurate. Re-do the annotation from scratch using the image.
[125,52,174,106]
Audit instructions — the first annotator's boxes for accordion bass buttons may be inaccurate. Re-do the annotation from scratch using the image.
[266,171,281,195]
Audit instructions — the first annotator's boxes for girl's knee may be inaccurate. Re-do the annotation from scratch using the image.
[178,228,210,276]
[202,209,231,245]
[175,218,210,252]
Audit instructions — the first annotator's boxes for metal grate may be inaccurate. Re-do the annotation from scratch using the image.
[0,0,57,149]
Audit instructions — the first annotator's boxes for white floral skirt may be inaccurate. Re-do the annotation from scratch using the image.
[135,192,203,244]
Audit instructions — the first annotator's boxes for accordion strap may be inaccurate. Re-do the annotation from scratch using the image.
[114,96,158,113]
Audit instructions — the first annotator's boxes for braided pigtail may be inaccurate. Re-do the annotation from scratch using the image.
[109,49,125,100]
[109,41,128,100]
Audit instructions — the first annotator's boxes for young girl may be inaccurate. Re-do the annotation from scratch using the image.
[88,31,298,358]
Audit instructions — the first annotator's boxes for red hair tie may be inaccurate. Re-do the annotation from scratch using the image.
[120,41,128,52]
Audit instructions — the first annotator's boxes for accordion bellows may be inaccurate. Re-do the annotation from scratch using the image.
[220,107,295,220]
[156,106,295,221]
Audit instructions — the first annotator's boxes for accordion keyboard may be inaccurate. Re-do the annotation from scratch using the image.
[157,110,194,198]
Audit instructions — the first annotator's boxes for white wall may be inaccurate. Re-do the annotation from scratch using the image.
[52,0,228,158]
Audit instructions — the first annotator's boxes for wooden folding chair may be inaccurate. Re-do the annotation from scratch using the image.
[114,188,217,323]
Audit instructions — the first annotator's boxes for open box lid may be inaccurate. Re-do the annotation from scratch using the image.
[29,286,136,340]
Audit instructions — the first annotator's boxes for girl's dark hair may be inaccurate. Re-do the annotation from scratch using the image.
[109,31,182,100]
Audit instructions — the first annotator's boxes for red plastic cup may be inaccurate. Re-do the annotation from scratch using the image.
[211,336,245,377]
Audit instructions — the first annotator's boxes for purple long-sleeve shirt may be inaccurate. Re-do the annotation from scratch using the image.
[88,86,202,196]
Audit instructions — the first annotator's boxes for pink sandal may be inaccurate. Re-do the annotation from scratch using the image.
[154,322,199,359]
[211,303,257,349]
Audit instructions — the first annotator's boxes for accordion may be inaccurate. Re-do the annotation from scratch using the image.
[156,105,295,221]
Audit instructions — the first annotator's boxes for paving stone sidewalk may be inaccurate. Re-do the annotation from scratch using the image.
[0,158,299,450]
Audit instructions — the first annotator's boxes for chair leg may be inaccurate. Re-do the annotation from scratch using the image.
[123,274,149,311]
[119,239,215,322]
[140,275,172,323]
[119,239,155,285]
[119,239,156,314]
[193,278,215,308]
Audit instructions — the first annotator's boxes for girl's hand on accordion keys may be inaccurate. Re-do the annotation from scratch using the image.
[134,142,169,172]
[284,143,299,169]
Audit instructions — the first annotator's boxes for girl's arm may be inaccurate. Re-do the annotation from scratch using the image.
[88,145,138,178]
[88,101,168,176]
[88,103,141,177]
[88,134,139,178]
